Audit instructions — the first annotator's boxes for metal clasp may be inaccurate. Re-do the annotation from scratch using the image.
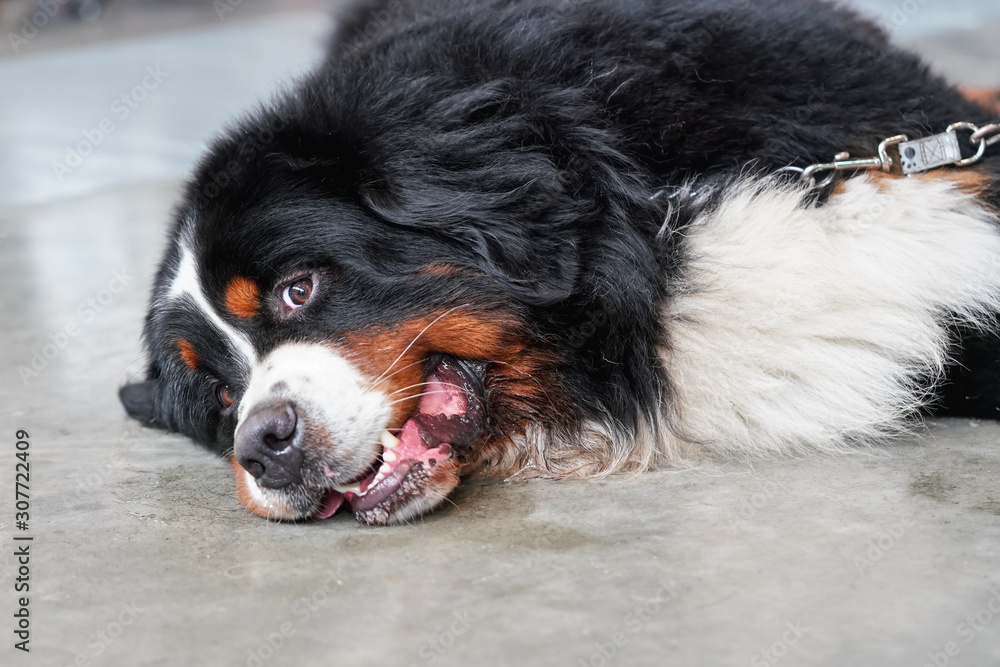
[774,120,998,193]
[799,135,907,189]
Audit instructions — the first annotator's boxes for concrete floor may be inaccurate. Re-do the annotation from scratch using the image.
[1,1,999,665]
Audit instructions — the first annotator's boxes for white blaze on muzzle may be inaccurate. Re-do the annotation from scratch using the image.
[236,342,392,482]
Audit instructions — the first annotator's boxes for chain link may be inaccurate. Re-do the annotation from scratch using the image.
[971,123,1000,147]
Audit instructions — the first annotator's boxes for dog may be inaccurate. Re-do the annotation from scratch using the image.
[119,0,1000,525]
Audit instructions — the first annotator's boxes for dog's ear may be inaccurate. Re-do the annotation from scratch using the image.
[442,216,581,306]
[360,173,583,306]
[366,192,582,305]
[119,381,158,425]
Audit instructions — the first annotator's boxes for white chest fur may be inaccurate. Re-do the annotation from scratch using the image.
[662,174,1000,457]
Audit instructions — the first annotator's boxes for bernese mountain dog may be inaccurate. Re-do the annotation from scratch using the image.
[119,0,1000,525]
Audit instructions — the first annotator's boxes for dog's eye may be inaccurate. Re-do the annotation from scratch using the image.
[215,384,234,409]
[282,278,313,309]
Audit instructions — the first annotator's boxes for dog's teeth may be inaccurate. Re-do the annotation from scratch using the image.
[383,449,398,462]
[380,430,400,449]
[332,483,361,494]
[378,462,392,475]
[372,473,385,486]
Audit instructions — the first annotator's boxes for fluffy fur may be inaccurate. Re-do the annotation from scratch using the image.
[119,0,1000,524]
[665,175,1000,458]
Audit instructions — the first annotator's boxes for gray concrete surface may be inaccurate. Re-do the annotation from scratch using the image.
[1,1,999,665]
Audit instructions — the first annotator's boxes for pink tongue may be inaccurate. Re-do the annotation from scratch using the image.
[314,490,344,520]
[349,421,426,497]
[393,420,435,461]
[349,371,467,504]
[317,374,465,519]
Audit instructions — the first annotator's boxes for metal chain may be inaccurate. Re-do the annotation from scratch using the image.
[786,121,1000,191]
[647,122,1000,213]
[971,123,1000,148]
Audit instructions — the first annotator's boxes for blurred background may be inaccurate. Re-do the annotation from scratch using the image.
[0,0,998,213]
[0,0,336,211]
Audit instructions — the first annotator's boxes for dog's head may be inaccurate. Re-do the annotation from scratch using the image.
[120,57,668,524]
[120,137,560,525]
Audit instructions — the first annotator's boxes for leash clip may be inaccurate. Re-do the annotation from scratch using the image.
[793,121,1000,191]
[799,135,907,190]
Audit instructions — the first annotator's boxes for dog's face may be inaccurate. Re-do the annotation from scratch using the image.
[119,116,581,525]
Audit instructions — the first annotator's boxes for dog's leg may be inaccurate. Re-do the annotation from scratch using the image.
[929,97,1000,419]
[937,328,1000,419]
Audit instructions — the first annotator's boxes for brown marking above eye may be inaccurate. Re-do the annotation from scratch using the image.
[177,338,199,370]
[225,277,260,319]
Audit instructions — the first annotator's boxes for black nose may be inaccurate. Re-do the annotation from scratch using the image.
[235,401,303,489]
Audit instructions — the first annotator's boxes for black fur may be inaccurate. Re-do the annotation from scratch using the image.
[125,0,1000,460]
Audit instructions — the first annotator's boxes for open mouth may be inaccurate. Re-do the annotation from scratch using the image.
[313,356,486,521]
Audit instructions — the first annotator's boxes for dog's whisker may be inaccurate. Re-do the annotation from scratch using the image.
[386,390,457,407]
[386,382,489,412]
[387,382,431,396]
[372,304,471,385]
[391,380,467,395]
[372,360,426,388]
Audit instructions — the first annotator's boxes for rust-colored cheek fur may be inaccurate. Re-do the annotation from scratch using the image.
[232,457,299,519]
[233,457,268,518]
[341,308,566,476]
